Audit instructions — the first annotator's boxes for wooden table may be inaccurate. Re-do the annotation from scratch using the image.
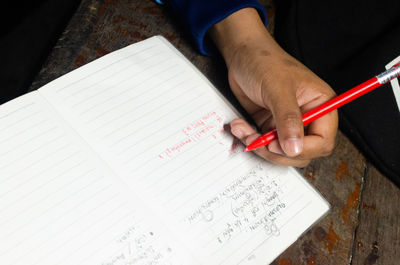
[29,1,400,264]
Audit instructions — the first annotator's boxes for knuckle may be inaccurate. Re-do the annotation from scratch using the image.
[317,81,336,96]
[322,139,336,156]
[282,111,301,122]
[325,86,337,99]
[280,111,302,129]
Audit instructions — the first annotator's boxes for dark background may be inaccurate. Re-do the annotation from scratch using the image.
[0,0,81,104]
[1,1,399,264]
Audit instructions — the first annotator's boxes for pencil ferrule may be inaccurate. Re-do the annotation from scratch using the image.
[377,66,400,84]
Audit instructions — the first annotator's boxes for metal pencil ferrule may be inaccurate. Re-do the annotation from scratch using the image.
[377,65,400,84]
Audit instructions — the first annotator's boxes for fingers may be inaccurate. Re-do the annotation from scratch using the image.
[230,117,336,167]
[230,118,312,167]
[304,111,338,157]
[261,83,304,157]
[221,37,338,166]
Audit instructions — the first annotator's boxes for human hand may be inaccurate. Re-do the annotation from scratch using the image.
[210,8,338,167]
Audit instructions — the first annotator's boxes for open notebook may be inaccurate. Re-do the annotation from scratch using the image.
[0,36,329,265]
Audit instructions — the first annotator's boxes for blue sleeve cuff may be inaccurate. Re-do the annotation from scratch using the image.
[160,0,267,56]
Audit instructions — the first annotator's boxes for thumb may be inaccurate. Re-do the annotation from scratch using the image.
[269,91,304,157]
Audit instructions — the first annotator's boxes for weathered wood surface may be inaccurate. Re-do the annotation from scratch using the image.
[29,1,400,264]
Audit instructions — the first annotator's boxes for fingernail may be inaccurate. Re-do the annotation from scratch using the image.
[283,137,303,155]
[232,128,243,138]
[268,141,284,155]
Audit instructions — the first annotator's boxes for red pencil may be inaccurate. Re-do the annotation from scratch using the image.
[243,61,400,152]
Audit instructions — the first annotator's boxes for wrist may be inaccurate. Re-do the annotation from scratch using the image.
[209,8,270,65]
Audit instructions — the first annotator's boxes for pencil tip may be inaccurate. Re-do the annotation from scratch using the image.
[243,147,248,152]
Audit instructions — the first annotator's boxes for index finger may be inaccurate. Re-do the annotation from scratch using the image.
[301,109,338,158]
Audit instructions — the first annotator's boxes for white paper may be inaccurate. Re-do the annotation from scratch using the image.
[38,36,329,265]
[0,93,185,265]
[385,55,400,112]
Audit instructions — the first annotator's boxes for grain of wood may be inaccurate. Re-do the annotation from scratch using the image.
[28,1,400,264]
[350,166,400,265]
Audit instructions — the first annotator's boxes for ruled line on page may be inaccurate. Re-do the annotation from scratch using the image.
[0,168,95,240]
[2,52,194,264]
[112,88,204,150]
[77,213,153,264]
[78,56,178,111]
[169,156,255,213]
[164,155,252,211]
[55,210,135,265]
[55,44,157,93]
[0,143,71,186]
[0,132,62,172]
[142,134,220,190]
[136,134,222,196]
[21,36,331,265]
[0,95,130,263]
[91,74,187,133]
[155,141,228,197]
[115,93,208,154]
[209,195,309,262]
[0,159,86,215]
[0,171,106,255]
[0,110,41,132]
[0,118,52,145]
[63,49,166,101]
[32,202,132,265]
[219,199,305,264]
[0,102,35,121]
[189,176,293,234]
[8,195,124,265]
[234,201,313,265]
[72,55,174,112]
[102,84,200,148]
[203,195,304,255]
[114,105,217,179]
[98,82,197,143]
[118,92,208,161]
[2,98,126,260]
[198,190,302,249]
[0,126,58,160]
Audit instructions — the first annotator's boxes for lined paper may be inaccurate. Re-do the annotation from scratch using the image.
[0,92,186,265]
[39,36,329,265]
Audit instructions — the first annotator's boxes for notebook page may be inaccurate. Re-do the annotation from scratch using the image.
[39,36,330,265]
[0,92,188,265]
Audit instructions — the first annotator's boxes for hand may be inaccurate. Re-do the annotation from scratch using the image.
[210,8,338,167]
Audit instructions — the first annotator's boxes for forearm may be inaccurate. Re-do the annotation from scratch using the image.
[156,1,266,55]
[209,8,284,67]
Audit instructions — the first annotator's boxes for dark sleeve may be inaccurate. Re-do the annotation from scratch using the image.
[157,0,267,55]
